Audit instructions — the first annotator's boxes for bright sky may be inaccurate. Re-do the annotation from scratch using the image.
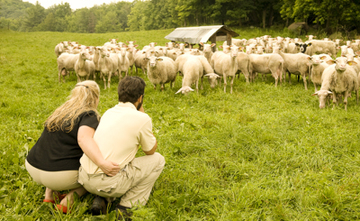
[24,0,133,10]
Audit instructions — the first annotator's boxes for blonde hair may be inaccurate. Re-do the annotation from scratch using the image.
[45,80,100,132]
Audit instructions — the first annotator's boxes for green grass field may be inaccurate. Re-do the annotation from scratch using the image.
[1,28,360,220]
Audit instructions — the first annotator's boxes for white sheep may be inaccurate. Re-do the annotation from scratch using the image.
[308,55,331,92]
[314,57,359,110]
[54,41,69,57]
[57,52,78,83]
[116,47,130,81]
[74,51,95,82]
[236,52,250,83]
[274,48,311,90]
[175,58,204,94]
[248,53,284,87]
[98,47,119,89]
[146,56,177,90]
[211,46,239,93]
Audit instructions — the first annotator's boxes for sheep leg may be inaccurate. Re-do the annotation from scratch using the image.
[282,69,286,83]
[200,77,204,90]
[301,73,308,90]
[272,71,278,87]
[107,72,111,89]
[288,72,292,84]
[161,84,164,91]
[278,68,282,86]
[196,80,199,93]
[118,71,122,83]
[313,83,318,92]
[223,74,227,93]
[230,76,234,94]
[242,69,250,83]
[332,92,337,110]
[102,73,107,89]
[344,91,349,111]
[58,68,62,83]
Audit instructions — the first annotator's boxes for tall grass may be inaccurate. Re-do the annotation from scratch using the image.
[1,28,360,220]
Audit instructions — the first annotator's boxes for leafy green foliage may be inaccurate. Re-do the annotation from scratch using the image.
[2,28,360,220]
[3,0,360,34]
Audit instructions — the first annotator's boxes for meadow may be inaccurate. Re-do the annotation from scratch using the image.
[1,28,360,220]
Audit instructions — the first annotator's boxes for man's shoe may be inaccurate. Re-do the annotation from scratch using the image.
[115,204,132,220]
[90,196,107,215]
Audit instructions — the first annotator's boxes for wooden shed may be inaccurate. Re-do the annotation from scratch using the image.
[165,25,239,51]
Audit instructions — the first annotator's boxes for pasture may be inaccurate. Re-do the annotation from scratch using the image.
[1,29,360,220]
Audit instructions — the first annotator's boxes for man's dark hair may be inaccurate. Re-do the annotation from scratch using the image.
[118,76,146,103]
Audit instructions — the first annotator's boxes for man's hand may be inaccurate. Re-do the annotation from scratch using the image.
[99,160,120,176]
[138,103,145,113]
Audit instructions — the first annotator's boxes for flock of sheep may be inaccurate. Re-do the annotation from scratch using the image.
[55,35,360,110]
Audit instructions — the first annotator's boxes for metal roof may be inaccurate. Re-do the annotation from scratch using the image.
[165,25,239,44]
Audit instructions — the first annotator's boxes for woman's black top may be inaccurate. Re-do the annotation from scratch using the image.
[26,111,99,171]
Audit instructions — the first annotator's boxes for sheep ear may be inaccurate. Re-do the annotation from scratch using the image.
[328,91,333,94]
[312,91,319,96]
[348,61,357,66]
[175,88,183,94]
[326,60,335,65]
[156,58,163,61]
[320,56,327,60]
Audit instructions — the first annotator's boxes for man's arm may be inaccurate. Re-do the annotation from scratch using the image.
[138,102,157,155]
[143,139,157,155]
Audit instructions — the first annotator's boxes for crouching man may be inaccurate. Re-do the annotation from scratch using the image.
[78,76,165,218]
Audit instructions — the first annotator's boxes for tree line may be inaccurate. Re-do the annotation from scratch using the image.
[1,0,360,35]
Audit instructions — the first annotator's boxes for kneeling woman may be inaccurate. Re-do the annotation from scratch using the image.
[25,80,120,213]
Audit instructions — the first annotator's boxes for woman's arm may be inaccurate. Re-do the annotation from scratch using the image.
[78,125,120,176]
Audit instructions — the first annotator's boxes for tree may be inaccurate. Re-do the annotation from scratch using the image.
[22,1,45,31]
[128,0,150,31]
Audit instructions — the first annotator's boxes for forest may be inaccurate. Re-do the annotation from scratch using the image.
[1,0,360,36]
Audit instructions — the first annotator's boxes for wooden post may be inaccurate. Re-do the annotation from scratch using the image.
[210,35,217,52]
[227,33,232,46]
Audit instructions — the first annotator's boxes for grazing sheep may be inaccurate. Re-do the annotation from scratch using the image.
[176,58,204,94]
[57,52,78,83]
[55,41,69,57]
[236,52,250,83]
[248,53,284,86]
[146,56,177,90]
[308,55,331,92]
[314,57,359,110]
[274,48,311,90]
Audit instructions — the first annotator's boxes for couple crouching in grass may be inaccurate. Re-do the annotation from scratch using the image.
[25,77,165,219]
